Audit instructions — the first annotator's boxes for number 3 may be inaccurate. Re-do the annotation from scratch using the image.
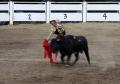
[64,14,67,19]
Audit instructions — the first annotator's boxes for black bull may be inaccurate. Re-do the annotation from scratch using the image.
[50,35,90,64]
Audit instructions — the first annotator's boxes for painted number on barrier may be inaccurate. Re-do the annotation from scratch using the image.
[64,14,67,19]
[103,13,107,20]
[28,14,31,20]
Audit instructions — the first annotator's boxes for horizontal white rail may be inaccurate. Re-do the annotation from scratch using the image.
[50,2,82,10]
[87,2,120,10]
[0,3,9,10]
[13,2,45,10]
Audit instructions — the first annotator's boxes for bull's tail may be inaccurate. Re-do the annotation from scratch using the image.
[83,37,90,64]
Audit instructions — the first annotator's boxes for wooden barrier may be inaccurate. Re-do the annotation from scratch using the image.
[0,1,120,25]
[0,2,9,21]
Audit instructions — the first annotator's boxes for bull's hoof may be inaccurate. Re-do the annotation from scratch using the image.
[65,64,70,67]
[65,64,73,66]
[61,62,65,64]
[55,62,60,64]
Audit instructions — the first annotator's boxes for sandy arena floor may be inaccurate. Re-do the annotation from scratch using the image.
[0,23,120,84]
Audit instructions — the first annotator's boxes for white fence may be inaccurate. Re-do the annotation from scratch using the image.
[49,2,83,21]
[0,1,120,24]
[13,2,46,21]
[10,2,46,24]
[0,2,9,21]
[87,2,120,21]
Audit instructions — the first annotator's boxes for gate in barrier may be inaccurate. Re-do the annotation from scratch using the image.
[49,2,83,22]
[86,2,120,21]
[13,2,46,22]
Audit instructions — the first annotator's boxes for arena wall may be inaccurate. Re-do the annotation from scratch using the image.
[0,1,120,24]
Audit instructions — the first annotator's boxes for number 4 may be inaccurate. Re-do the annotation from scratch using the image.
[28,14,31,20]
[103,13,107,20]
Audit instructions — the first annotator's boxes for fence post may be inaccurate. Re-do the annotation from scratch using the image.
[83,1,87,23]
[46,1,50,23]
[119,2,120,21]
[9,1,13,25]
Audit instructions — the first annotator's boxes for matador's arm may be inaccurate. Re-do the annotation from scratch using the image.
[47,25,55,40]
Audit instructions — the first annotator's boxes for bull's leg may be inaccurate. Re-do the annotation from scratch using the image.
[73,53,79,64]
[84,48,90,64]
[61,54,65,64]
[66,55,72,64]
